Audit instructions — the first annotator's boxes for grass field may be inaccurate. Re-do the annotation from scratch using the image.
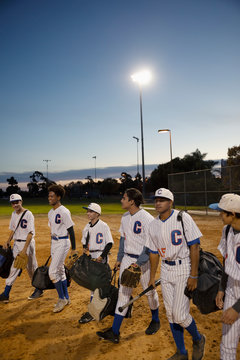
[0,198,210,216]
[0,198,126,216]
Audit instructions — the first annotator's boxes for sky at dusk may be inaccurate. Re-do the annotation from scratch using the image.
[0,0,239,182]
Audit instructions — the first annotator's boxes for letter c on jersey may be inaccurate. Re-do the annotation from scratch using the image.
[55,214,61,224]
[171,230,182,245]
[21,219,27,229]
[133,221,142,234]
[96,233,103,244]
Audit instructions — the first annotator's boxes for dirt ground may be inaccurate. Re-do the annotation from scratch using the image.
[0,213,240,360]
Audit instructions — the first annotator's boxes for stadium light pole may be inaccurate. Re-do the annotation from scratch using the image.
[43,159,51,180]
[92,156,97,182]
[131,70,152,198]
[133,136,139,175]
[158,129,173,173]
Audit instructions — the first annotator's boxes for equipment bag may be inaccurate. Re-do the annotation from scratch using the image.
[88,269,133,321]
[178,210,227,314]
[0,210,28,279]
[0,246,14,279]
[32,256,71,290]
[69,253,112,291]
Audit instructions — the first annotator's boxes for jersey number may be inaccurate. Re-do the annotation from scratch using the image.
[55,214,61,224]
[96,233,103,244]
[133,221,142,234]
[171,230,182,246]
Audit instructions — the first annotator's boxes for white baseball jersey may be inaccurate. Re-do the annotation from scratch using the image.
[218,226,240,360]
[6,209,38,286]
[218,225,240,281]
[10,210,35,240]
[115,209,159,317]
[48,205,74,237]
[146,209,202,327]
[119,209,154,255]
[81,219,114,251]
[146,210,202,261]
[48,205,73,283]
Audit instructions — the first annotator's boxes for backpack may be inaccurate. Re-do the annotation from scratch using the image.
[177,210,228,314]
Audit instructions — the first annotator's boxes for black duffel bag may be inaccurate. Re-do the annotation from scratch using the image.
[88,270,133,321]
[0,245,14,279]
[32,256,71,290]
[69,253,112,291]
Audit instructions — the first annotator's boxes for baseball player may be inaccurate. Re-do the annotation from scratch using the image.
[78,202,114,324]
[147,188,205,360]
[0,194,43,303]
[210,193,240,360]
[48,184,77,313]
[97,188,160,344]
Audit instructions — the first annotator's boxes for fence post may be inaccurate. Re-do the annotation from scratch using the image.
[204,170,208,215]
[184,173,187,210]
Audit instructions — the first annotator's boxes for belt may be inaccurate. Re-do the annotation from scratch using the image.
[89,250,100,253]
[51,235,68,240]
[163,259,182,266]
[16,239,26,242]
[125,253,139,259]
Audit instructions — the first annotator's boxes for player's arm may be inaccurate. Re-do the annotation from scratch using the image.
[114,236,125,270]
[67,226,76,251]
[187,243,200,291]
[148,252,160,288]
[96,242,113,262]
[216,258,228,309]
[136,246,150,267]
[3,230,14,249]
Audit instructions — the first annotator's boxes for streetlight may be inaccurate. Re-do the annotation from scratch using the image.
[133,136,139,175]
[43,159,51,181]
[158,129,173,173]
[92,156,97,181]
[131,69,152,198]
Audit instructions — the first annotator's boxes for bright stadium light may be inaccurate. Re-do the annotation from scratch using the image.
[131,70,152,86]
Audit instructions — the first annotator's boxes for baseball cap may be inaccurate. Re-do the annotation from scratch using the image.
[209,193,240,213]
[154,188,174,201]
[83,203,101,215]
[9,194,22,202]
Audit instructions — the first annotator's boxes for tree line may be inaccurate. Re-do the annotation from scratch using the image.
[1,146,240,199]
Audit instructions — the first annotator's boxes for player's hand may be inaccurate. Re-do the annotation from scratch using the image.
[114,261,121,271]
[216,291,224,309]
[148,276,156,289]
[83,248,88,254]
[222,307,239,325]
[3,242,9,250]
[187,277,197,291]
[96,256,103,263]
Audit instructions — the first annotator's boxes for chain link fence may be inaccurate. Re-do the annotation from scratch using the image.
[168,165,240,213]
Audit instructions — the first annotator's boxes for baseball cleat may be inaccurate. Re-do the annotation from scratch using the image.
[65,298,71,305]
[192,334,206,360]
[145,319,160,335]
[53,298,68,313]
[96,327,120,344]
[0,293,9,303]
[78,311,94,324]
[168,349,188,359]
[28,288,43,300]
